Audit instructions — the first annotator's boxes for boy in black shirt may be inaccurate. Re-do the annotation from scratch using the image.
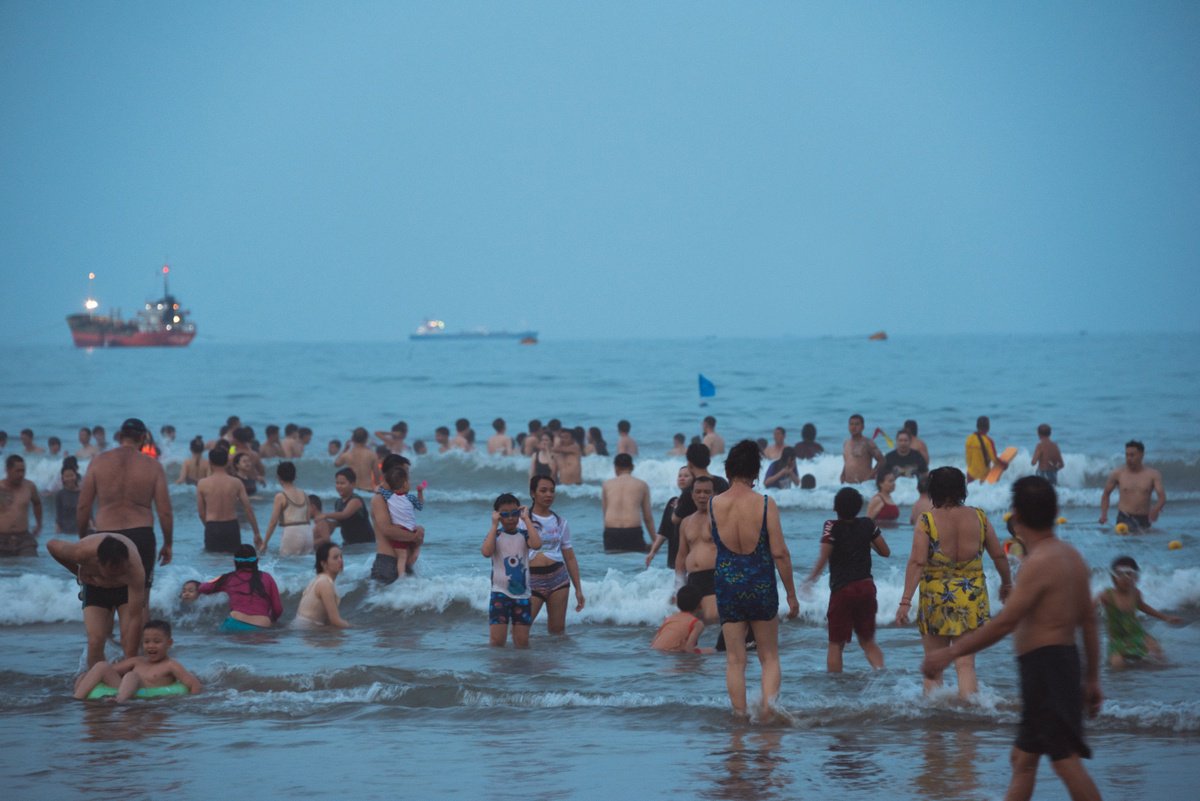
[803,487,891,672]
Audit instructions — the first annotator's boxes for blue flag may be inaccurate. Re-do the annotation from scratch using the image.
[698,374,716,398]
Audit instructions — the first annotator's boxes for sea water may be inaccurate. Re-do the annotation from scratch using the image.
[1,333,1198,800]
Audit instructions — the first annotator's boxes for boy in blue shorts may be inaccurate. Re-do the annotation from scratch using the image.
[482,493,542,647]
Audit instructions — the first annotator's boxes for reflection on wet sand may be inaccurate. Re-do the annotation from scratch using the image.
[913,727,983,801]
[824,732,884,792]
[703,726,790,801]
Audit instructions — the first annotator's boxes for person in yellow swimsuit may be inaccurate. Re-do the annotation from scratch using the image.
[896,466,1013,699]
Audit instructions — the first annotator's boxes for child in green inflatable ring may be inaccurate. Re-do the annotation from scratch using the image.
[74,619,202,702]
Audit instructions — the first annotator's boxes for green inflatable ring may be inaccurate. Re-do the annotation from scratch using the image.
[86,681,189,700]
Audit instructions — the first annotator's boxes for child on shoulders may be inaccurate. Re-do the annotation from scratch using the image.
[74,619,202,702]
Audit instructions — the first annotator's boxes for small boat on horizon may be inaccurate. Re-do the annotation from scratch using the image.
[66,265,197,348]
[410,318,537,343]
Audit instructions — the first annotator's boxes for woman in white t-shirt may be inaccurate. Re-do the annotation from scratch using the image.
[521,475,586,634]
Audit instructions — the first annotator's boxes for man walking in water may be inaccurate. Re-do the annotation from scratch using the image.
[1099,440,1165,532]
[840,414,883,484]
[75,418,172,606]
[923,477,1102,801]
[601,454,655,553]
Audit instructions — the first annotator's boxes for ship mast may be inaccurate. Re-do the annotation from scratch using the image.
[162,263,170,295]
[84,272,99,316]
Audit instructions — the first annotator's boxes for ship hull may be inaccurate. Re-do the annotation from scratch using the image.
[409,331,537,341]
[66,315,196,348]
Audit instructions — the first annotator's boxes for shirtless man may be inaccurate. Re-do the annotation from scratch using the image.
[20,429,44,454]
[451,418,474,452]
[1099,440,1165,532]
[75,427,99,459]
[616,420,639,456]
[903,419,930,464]
[763,427,787,461]
[196,447,258,553]
[601,454,655,553]
[672,443,730,526]
[487,418,514,455]
[0,455,42,556]
[553,429,583,485]
[47,532,147,667]
[840,414,883,484]
[335,427,379,490]
[259,425,285,458]
[702,416,725,456]
[923,477,1102,801]
[434,426,452,453]
[675,476,719,624]
[1031,423,1065,486]
[280,423,302,458]
[231,427,265,480]
[91,425,108,451]
[522,420,543,456]
[374,421,409,454]
[76,419,172,602]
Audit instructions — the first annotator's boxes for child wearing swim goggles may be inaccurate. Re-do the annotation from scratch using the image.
[1094,556,1183,668]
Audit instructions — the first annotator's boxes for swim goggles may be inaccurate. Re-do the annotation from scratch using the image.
[1110,566,1139,580]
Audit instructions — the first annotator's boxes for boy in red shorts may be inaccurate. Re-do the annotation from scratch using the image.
[803,487,891,672]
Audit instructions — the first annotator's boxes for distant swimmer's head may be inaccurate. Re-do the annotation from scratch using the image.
[703,415,717,432]
[617,420,631,434]
[527,419,542,434]
[412,440,428,455]
[692,475,715,507]
[676,584,703,614]
[676,465,692,489]
[190,436,205,455]
[848,415,864,436]
[875,472,896,493]
[928,467,967,509]
[327,439,342,456]
[380,454,410,474]
[1110,555,1140,586]
[180,580,200,603]
[1124,440,1145,467]
[5,454,25,479]
[352,427,369,445]
[774,427,786,442]
[307,494,323,513]
[434,427,450,444]
[613,453,634,473]
[391,421,408,435]
[455,418,470,434]
[285,423,299,437]
[673,433,685,447]
[493,418,506,433]
[800,473,816,490]
[384,464,409,493]
[903,420,919,437]
[1037,423,1052,438]
[801,423,817,442]
[724,440,761,482]
[685,442,711,470]
[779,446,795,464]
[834,487,863,520]
[208,446,230,467]
[976,416,990,433]
[265,424,280,439]
[119,417,148,444]
[895,431,912,453]
[232,426,253,445]
[314,541,344,578]
[277,461,297,483]
[298,427,313,443]
[1009,475,1058,533]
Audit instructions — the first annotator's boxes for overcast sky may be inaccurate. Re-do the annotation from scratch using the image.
[2,1,1197,344]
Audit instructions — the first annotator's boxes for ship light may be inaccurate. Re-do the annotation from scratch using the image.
[172,303,179,310]
[166,325,172,331]
[157,303,164,310]
[173,315,181,323]
[88,272,95,280]
[84,299,99,310]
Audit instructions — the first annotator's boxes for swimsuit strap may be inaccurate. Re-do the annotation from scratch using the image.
[921,511,938,543]
[974,507,988,545]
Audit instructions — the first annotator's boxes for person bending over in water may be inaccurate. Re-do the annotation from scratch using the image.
[651,585,715,654]
[197,545,283,632]
[1095,555,1182,668]
[74,619,202,702]
[295,541,352,629]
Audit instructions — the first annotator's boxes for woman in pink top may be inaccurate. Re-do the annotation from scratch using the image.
[198,545,284,632]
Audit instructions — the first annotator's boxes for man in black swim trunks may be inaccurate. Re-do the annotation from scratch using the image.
[601,454,655,553]
[47,532,146,667]
[675,476,719,625]
[76,418,173,608]
[923,477,1102,801]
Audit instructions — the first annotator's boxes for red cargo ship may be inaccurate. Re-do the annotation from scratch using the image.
[66,265,197,348]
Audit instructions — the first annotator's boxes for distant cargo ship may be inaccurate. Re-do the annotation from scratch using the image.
[410,318,537,343]
[66,265,197,348]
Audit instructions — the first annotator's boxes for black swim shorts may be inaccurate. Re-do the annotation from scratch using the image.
[112,527,156,588]
[686,568,716,598]
[603,527,648,553]
[81,583,130,610]
[1016,644,1092,761]
[204,520,242,554]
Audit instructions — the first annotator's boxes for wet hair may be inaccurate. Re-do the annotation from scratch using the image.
[412,440,427,454]
[1010,475,1058,530]
[976,416,990,431]
[384,464,408,490]
[895,429,911,443]
[329,439,342,451]
[703,415,716,429]
[673,433,685,445]
[314,540,340,575]
[903,419,919,436]
[232,452,250,470]
[375,445,390,459]
[455,418,470,433]
[208,447,229,467]
[613,453,633,471]
[529,474,556,499]
[675,584,702,614]
[527,419,542,433]
[189,436,205,454]
[233,426,253,444]
[849,414,865,425]
[875,471,894,489]
[493,492,520,510]
[62,455,79,471]
[435,426,450,437]
[308,493,322,511]
[588,427,609,456]
[493,418,506,432]
[779,446,795,462]
[692,474,714,488]
[214,544,269,602]
[1125,440,1145,454]
[265,424,280,437]
[92,425,106,435]
[571,426,585,448]
[6,454,24,469]
[61,464,79,478]
[351,427,369,445]
[298,427,312,438]
[226,415,240,427]
[800,473,816,489]
[143,619,172,638]
[774,427,786,438]
[20,428,34,438]
[1037,423,1051,437]
[380,454,410,473]
[685,442,711,469]
[927,466,967,508]
[182,579,200,590]
[724,440,761,481]
[801,423,817,442]
[284,423,298,436]
[96,535,129,567]
[547,419,562,432]
[335,467,357,484]
[276,461,297,482]
[392,421,408,434]
[617,419,631,434]
[1111,555,1140,572]
[48,436,61,448]
[916,473,930,495]
[835,487,864,519]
